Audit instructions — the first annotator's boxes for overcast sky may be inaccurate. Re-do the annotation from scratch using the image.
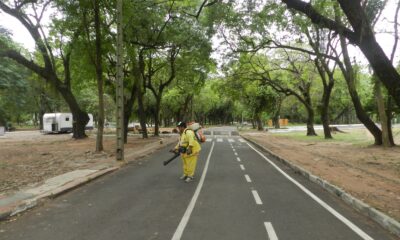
[0,1,399,65]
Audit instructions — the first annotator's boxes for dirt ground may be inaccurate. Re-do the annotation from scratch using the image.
[242,130,400,222]
[0,130,177,197]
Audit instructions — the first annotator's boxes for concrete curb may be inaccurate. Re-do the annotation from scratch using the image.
[36,167,119,200]
[0,167,118,221]
[242,136,400,238]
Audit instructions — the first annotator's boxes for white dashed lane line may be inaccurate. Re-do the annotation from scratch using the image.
[240,164,245,171]
[236,157,241,162]
[264,222,279,240]
[251,190,263,205]
[244,174,252,183]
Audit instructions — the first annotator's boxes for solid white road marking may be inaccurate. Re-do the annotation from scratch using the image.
[247,143,374,240]
[236,157,241,162]
[171,142,215,240]
[240,164,245,171]
[245,174,252,182]
[251,190,263,205]
[239,139,246,143]
[264,222,278,240]
[217,138,223,142]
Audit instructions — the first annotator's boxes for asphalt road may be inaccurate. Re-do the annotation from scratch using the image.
[0,127,397,240]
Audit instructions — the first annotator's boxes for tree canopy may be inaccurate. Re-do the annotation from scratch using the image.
[0,0,399,146]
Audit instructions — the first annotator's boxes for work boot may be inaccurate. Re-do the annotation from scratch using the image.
[185,176,194,183]
[180,175,187,180]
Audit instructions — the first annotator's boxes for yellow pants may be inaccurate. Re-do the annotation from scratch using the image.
[181,154,199,177]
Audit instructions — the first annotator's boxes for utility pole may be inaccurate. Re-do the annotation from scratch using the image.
[116,0,124,161]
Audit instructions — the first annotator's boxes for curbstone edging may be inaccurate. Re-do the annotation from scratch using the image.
[242,135,400,238]
[11,199,38,217]
[39,167,119,199]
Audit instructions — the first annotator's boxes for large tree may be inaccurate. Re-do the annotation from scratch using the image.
[279,0,400,109]
[0,1,89,138]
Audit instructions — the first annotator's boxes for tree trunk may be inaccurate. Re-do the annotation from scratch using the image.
[154,96,161,136]
[123,58,139,143]
[58,85,89,139]
[345,71,382,145]
[72,110,89,139]
[137,52,148,138]
[94,0,104,151]
[313,55,334,139]
[273,116,280,129]
[387,117,395,145]
[137,90,148,138]
[302,85,317,136]
[273,97,282,129]
[386,98,395,145]
[321,93,332,139]
[123,113,129,144]
[305,105,317,136]
[338,33,382,145]
[251,119,256,129]
[123,86,136,143]
[319,77,334,139]
[181,95,192,121]
[39,91,46,130]
[374,79,392,147]
[256,113,263,131]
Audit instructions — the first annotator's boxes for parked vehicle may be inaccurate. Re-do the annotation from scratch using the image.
[42,113,93,133]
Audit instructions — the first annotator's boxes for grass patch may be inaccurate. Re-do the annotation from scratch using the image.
[274,129,374,146]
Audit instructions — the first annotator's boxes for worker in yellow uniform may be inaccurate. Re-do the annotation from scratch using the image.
[172,121,201,183]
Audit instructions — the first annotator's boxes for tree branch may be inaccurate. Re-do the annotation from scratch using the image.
[280,0,358,43]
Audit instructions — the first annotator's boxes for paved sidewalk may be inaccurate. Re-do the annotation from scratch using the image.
[0,136,177,221]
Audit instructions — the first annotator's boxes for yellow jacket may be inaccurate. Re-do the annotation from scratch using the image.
[175,129,201,155]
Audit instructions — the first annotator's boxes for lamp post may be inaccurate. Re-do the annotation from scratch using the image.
[116,0,124,161]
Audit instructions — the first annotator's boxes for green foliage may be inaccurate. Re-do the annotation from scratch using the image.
[0,28,37,125]
[1,0,397,135]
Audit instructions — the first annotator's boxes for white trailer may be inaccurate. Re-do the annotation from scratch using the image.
[42,113,94,133]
